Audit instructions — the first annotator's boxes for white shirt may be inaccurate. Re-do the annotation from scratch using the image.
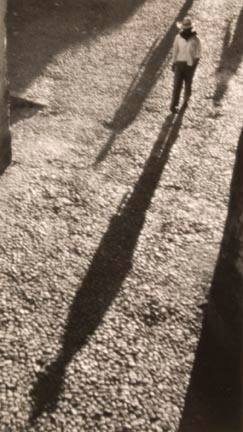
[172,34,201,66]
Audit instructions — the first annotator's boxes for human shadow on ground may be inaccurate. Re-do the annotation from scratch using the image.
[95,0,194,164]
[178,129,243,432]
[29,106,187,423]
[7,0,146,93]
[213,7,243,106]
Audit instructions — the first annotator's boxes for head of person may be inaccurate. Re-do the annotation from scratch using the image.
[177,16,196,39]
[177,16,194,31]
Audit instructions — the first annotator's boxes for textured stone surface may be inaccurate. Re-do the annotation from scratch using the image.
[1,0,243,431]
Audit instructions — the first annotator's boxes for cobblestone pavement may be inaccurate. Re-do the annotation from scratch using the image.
[1,0,243,430]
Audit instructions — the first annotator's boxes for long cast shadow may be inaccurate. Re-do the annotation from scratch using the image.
[213,7,243,106]
[95,0,194,164]
[29,106,187,423]
[178,129,243,432]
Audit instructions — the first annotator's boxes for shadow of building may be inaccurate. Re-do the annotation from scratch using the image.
[7,0,146,93]
[178,129,243,432]
[10,94,47,125]
[29,106,187,424]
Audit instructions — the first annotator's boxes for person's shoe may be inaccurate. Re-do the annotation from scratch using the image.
[183,99,189,108]
[170,106,178,114]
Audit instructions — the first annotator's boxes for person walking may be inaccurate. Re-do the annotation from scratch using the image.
[170,16,201,113]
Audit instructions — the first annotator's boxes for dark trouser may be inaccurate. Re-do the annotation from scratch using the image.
[171,62,196,110]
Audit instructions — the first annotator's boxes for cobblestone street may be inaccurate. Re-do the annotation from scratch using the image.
[1,0,243,430]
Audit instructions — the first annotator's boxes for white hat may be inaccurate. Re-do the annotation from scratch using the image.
[177,16,194,30]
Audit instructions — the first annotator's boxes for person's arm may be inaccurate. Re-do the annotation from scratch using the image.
[172,35,179,70]
[194,37,202,65]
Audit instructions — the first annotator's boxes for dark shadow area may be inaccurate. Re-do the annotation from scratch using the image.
[0,131,12,175]
[10,94,46,125]
[29,106,187,423]
[179,129,243,432]
[95,0,194,164]
[0,90,12,176]
[7,0,146,93]
[213,7,243,106]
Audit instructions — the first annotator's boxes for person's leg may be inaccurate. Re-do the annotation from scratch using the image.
[170,63,184,112]
[184,65,195,105]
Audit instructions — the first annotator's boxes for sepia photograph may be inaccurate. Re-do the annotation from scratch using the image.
[0,0,243,430]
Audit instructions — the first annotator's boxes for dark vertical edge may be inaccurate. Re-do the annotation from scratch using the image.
[0,0,11,175]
